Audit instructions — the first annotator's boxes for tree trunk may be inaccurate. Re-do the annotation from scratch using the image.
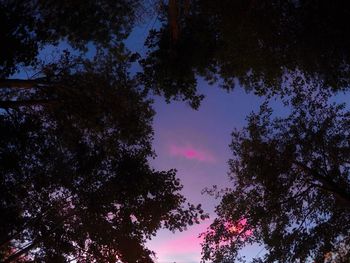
[168,0,179,42]
[0,78,47,89]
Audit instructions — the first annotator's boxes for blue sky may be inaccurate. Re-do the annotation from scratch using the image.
[147,81,265,262]
[125,22,283,262]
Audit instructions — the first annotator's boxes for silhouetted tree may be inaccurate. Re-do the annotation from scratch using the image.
[0,54,206,262]
[201,90,350,262]
[141,0,350,108]
[0,0,141,78]
[0,3,208,259]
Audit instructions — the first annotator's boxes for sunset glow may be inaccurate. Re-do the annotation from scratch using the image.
[169,144,216,163]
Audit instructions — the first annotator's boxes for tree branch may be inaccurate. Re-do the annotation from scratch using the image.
[294,160,350,208]
[3,211,74,263]
[0,99,58,109]
[0,78,48,89]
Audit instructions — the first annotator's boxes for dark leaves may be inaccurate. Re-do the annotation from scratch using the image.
[202,92,350,262]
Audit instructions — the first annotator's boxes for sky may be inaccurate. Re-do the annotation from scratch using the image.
[146,83,266,262]
[122,21,281,261]
[144,76,350,262]
[142,69,350,262]
[124,24,271,263]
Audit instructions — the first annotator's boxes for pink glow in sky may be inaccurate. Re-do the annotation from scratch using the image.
[150,220,211,262]
[150,219,253,261]
[156,231,203,254]
[169,144,216,163]
[147,86,264,261]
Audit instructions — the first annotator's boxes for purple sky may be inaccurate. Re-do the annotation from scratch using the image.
[124,26,274,261]
[146,82,265,262]
[145,79,350,261]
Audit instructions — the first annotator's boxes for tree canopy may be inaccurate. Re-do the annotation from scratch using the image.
[201,90,350,262]
[141,0,350,107]
[0,1,208,260]
[0,0,141,78]
[0,53,207,262]
[3,0,350,262]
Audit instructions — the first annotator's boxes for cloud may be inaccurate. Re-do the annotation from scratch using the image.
[169,144,216,163]
[151,221,211,261]
[157,233,203,254]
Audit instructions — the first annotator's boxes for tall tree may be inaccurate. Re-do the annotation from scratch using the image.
[201,90,350,262]
[0,1,209,260]
[0,54,206,262]
[141,0,350,108]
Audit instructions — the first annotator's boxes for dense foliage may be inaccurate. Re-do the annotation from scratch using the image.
[0,0,140,77]
[141,0,350,107]
[202,91,350,262]
[0,1,207,261]
[2,0,350,262]
[0,53,207,262]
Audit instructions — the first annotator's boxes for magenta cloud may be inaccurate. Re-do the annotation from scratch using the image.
[152,220,211,259]
[169,144,216,163]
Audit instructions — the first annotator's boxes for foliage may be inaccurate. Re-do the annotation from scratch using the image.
[202,90,350,262]
[0,51,207,262]
[0,0,141,77]
[141,0,350,107]
[0,1,209,261]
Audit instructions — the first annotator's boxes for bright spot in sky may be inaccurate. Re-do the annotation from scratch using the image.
[169,144,216,163]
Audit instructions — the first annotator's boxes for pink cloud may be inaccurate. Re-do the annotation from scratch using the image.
[169,144,216,163]
[151,221,211,260]
[157,233,204,254]
[152,219,252,261]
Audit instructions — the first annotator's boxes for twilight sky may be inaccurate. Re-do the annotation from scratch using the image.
[144,78,350,262]
[124,24,268,262]
[147,83,265,262]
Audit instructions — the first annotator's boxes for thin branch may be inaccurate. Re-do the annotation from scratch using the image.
[3,212,75,263]
[294,160,350,208]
